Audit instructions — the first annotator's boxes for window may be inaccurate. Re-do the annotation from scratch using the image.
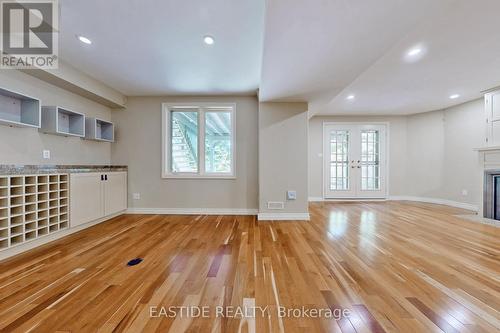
[330,130,349,190]
[360,130,380,190]
[162,103,235,178]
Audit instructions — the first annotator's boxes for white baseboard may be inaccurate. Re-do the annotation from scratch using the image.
[309,196,478,212]
[0,210,126,262]
[127,208,309,221]
[309,197,387,202]
[126,208,258,215]
[257,213,310,221]
[388,196,479,212]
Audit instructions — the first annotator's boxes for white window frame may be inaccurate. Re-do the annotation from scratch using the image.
[162,102,236,179]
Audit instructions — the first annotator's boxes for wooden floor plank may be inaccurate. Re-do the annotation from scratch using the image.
[0,201,498,332]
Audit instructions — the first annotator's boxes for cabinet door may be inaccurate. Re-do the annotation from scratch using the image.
[70,173,104,227]
[104,172,127,216]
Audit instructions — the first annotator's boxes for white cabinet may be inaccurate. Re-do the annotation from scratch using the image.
[70,173,104,227]
[104,172,127,216]
[485,89,500,145]
[70,171,127,227]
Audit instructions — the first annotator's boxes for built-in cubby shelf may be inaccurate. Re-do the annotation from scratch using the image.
[40,106,85,137]
[0,174,69,252]
[85,117,114,142]
[0,87,41,128]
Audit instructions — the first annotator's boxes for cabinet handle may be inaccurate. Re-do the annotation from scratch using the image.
[105,174,108,181]
[101,174,104,181]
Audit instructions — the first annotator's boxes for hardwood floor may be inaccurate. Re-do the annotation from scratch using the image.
[0,201,498,332]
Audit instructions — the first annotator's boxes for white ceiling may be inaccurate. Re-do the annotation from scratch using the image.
[58,0,500,115]
[59,0,265,96]
[260,0,500,115]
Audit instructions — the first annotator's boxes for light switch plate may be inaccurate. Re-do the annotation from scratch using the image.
[43,150,50,159]
[287,190,297,200]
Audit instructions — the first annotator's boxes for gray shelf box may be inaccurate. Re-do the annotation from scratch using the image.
[40,106,85,137]
[0,87,41,128]
[85,117,114,142]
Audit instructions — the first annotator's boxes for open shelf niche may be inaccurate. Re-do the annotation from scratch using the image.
[0,173,69,252]
[85,117,114,142]
[0,87,41,128]
[40,106,85,137]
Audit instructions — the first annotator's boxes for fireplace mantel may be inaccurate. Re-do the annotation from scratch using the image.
[474,145,500,152]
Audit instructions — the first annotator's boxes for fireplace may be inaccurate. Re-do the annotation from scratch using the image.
[483,170,500,220]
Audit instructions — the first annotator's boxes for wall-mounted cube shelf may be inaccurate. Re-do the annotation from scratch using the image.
[85,117,114,142]
[40,106,85,137]
[0,87,41,128]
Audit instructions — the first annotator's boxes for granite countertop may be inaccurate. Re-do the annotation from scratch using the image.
[0,165,127,175]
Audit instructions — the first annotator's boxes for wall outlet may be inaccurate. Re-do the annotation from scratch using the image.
[132,193,141,200]
[286,190,297,200]
[461,189,468,196]
[42,150,50,159]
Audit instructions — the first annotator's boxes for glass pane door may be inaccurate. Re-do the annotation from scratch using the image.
[330,130,349,191]
[361,130,380,191]
[357,124,386,198]
[324,124,386,199]
[323,125,357,198]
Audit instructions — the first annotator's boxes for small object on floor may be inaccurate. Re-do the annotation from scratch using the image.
[127,258,143,266]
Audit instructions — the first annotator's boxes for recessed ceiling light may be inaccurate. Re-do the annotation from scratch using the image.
[404,44,426,63]
[77,35,92,45]
[407,48,422,56]
[449,94,460,99]
[346,94,355,100]
[203,35,214,45]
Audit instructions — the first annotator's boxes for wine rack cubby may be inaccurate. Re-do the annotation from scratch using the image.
[0,174,69,251]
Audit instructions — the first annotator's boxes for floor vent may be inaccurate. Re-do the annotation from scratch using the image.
[267,201,285,210]
[127,258,143,266]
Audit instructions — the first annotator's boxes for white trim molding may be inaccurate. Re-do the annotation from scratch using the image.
[257,213,310,221]
[309,197,387,202]
[388,196,479,212]
[309,196,478,212]
[126,208,258,215]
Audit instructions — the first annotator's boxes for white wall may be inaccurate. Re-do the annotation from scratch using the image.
[308,115,408,198]
[406,110,445,198]
[0,70,112,165]
[406,99,484,207]
[259,102,309,216]
[308,99,484,210]
[111,96,258,211]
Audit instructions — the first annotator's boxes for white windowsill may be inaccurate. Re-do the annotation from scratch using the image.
[162,174,236,179]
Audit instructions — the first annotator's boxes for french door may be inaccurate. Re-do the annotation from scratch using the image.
[323,123,387,199]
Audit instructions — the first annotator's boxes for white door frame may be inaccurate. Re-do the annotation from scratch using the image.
[322,121,390,200]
